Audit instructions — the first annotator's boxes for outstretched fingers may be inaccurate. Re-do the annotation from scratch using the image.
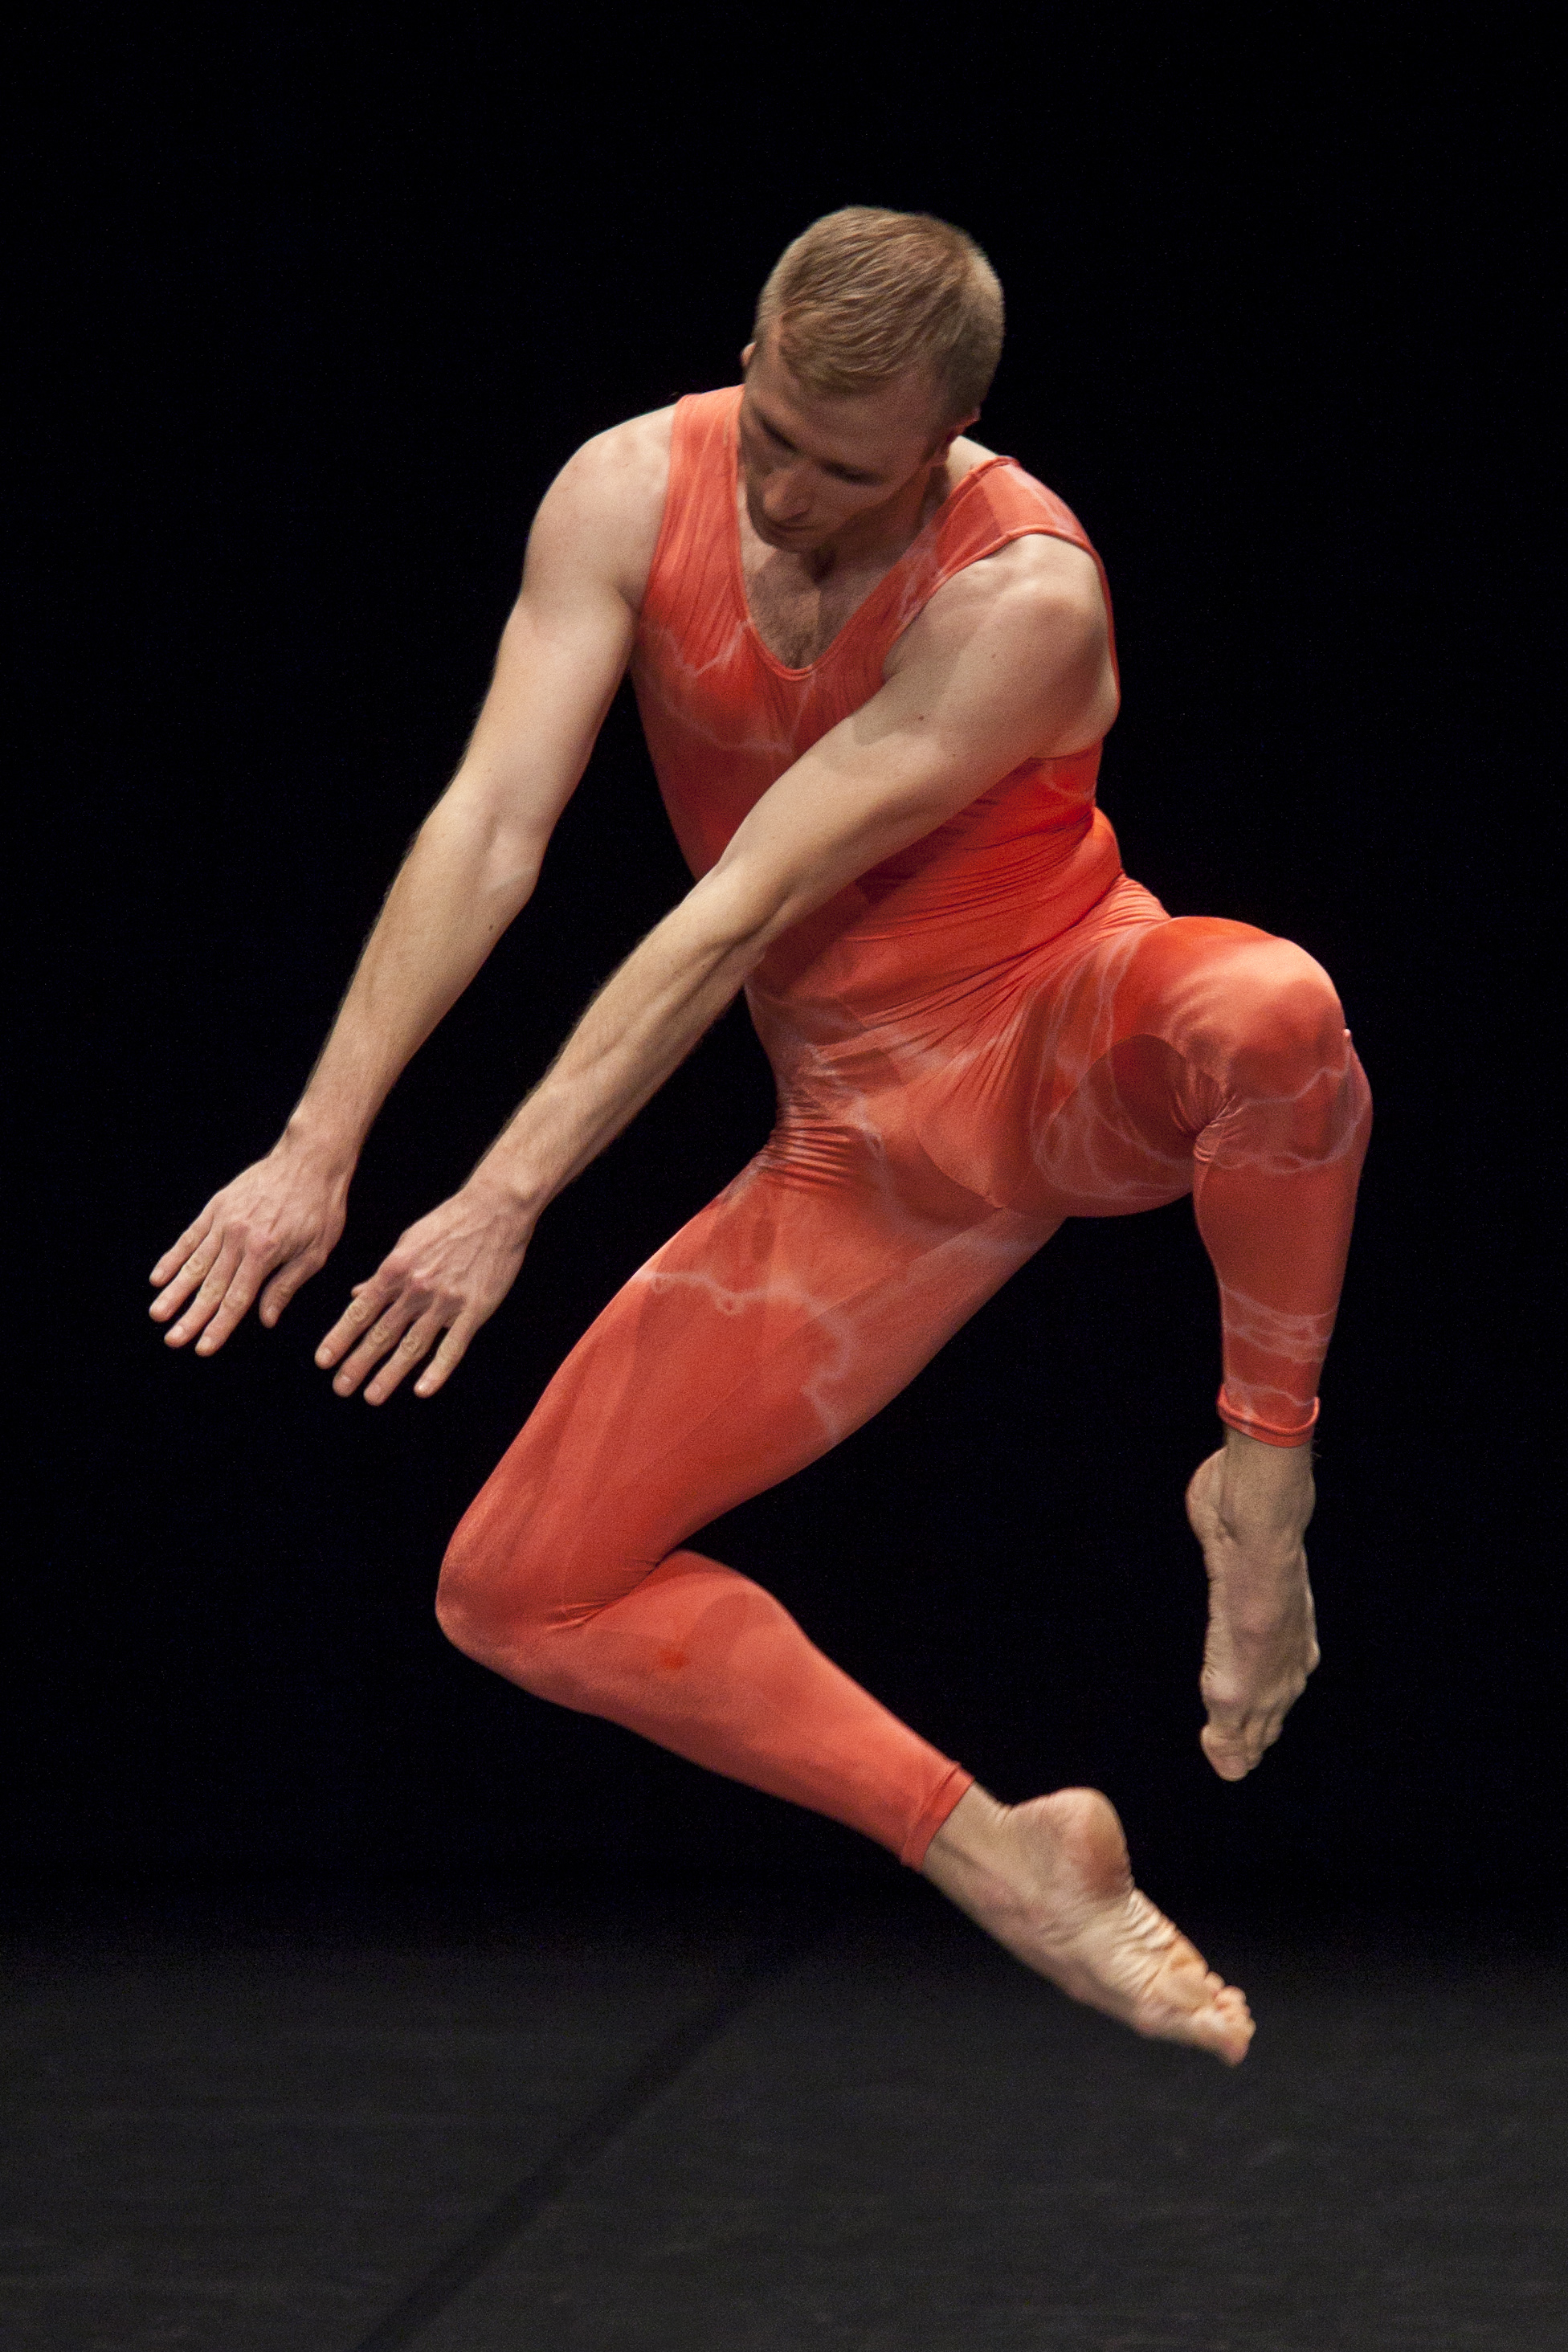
[313,1272,442,1393]
[149,1231,224,1329]
[315,1188,530,1403]
[316,1282,413,1397]
[315,1188,531,1403]
[152,1154,349,1359]
[356,1309,450,1405]
[155,1231,307,1354]
[411,1315,480,1399]
[258,1247,328,1329]
[149,1207,216,1299]
[316,1287,476,1405]
[159,1239,247,1350]
[193,1255,282,1354]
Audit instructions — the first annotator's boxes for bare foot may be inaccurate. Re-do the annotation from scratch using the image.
[1186,1431,1320,1781]
[923,1784,1254,2064]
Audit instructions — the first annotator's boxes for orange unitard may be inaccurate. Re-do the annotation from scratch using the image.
[437,390,1371,1867]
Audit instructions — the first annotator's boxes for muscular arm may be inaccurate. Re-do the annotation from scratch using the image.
[288,582,632,1162]
[149,414,668,1354]
[320,535,1117,1402]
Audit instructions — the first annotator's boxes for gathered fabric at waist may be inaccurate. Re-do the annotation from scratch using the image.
[749,806,1126,1043]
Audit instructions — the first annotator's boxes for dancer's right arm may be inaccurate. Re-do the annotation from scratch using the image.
[150,413,670,1357]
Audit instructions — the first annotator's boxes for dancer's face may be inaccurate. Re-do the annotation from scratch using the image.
[737,332,976,554]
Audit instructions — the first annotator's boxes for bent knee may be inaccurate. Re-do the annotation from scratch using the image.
[434,1544,495,1668]
[435,1508,542,1672]
[1213,937,1350,1096]
[435,1505,616,1711]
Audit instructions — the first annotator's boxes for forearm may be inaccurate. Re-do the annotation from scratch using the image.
[284,786,545,1167]
[469,874,764,1220]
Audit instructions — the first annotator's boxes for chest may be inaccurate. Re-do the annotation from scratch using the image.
[737,532,903,672]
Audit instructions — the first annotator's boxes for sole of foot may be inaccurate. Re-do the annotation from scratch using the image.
[1186,1443,1319,1782]
[925,1785,1254,2066]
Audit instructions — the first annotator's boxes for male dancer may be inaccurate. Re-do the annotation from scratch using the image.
[152,209,1370,2065]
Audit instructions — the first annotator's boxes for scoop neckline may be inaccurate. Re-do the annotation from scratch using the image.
[724,394,1014,681]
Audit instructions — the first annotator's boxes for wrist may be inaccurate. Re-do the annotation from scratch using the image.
[462,1161,549,1238]
[278,1107,361,1182]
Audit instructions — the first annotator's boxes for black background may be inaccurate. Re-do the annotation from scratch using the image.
[14,12,1554,1907]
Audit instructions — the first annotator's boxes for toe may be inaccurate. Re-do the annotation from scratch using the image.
[1167,1991,1253,2065]
[1203,1992,1255,2064]
[1201,1724,1255,1779]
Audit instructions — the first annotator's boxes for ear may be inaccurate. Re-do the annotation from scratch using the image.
[927,409,981,463]
[740,341,756,371]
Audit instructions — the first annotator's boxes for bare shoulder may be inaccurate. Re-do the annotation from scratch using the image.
[946,430,998,480]
[525,406,675,610]
[912,531,1109,654]
[887,531,1117,747]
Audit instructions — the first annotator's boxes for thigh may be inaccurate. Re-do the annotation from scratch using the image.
[1004,913,1337,1221]
[463,1120,1047,1615]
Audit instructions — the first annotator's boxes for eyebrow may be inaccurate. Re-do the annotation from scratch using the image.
[753,402,885,486]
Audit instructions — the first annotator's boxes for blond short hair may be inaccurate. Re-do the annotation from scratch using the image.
[753,206,1004,426]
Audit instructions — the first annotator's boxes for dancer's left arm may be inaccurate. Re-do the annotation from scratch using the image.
[321,535,1116,1399]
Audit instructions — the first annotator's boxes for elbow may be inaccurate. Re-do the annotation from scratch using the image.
[431,804,544,922]
[685,864,790,982]
[479,834,545,912]
[421,776,549,913]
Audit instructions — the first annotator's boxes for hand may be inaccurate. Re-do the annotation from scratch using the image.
[314,1181,531,1403]
[150,1137,352,1356]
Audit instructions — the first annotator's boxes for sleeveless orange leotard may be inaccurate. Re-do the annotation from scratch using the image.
[437,390,1371,1865]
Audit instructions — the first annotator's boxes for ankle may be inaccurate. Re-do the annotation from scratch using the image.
[1215,1433,1313,1536]
[925,1782,1011,1872]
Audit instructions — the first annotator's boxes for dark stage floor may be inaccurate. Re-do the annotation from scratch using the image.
[2,1876,1562,2350]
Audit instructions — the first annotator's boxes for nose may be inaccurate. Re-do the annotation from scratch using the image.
[762,464,813,525]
